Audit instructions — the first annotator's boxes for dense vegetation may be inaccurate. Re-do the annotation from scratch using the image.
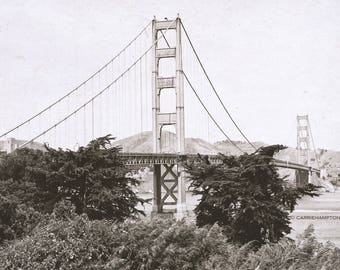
[0,140,334,269]
[185,145,319,245]
[0,135,145,243]
[1,204,340,270]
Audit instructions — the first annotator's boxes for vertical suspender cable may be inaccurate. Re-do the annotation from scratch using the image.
[17,19,175,149]
[83,105,86,146]
[91,100,94,140]
[183,71,245,154]
[181,22,257,151]
[308,120,320,169]
[0,21,152,139]
[139,35,143,134]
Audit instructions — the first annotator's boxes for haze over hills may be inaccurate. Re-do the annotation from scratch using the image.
[113,131,340,181]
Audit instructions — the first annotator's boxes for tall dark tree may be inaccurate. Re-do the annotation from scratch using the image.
[185,145,319,245]
[0,148,43,208]
[25,135,145,220]
[0,135,145,221]
[0,147,43,182]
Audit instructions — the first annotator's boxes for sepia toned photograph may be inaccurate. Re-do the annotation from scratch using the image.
[0,1,340,269]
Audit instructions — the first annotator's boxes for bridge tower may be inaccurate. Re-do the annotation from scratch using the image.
[296,115,312,185]
[151,16,187,216]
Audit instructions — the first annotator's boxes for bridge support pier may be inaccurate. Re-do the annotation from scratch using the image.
[152,164,162,213]
[151,163,188,218]
[295,169,309,187]
[308,168,312,184]
[175,165,187,219]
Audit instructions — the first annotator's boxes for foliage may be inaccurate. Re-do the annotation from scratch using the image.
[0,178,41,210]
[0,148,43,209]
[0,196,16,243]
[0,135,145,221]
[242,225,340,270]
[0,196,43,244]
[0,148,44,182]
[185,144,319,245]
[1,210,340,270]
[106,219,234,270]
[0,206,237,270]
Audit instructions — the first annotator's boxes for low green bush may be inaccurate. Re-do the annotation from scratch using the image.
[1,203,340,270]
[0,196,44,244]
[0,203,239,270]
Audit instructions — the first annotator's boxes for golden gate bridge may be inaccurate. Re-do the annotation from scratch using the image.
[0,16,321,216]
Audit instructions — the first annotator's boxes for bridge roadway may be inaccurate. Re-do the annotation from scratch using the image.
[118,152,320,174]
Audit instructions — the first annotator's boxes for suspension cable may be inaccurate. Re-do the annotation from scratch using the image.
[1,20,152,139]
[181,22,257,151]
[18,20,175,149]
[308,119,320,169]
[183,71,245,154]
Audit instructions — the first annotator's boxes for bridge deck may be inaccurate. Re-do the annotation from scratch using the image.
[118,152,320,173]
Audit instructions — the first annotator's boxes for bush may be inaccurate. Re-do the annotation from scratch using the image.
[0,196,43,244]
[0,196,16,243]
[2,207,339,270]
[0,205,238,270]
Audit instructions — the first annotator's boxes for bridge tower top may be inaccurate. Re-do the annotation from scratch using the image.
[152,16,184,154]
[297,115,311,167]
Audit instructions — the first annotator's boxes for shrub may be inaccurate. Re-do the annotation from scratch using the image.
[0,207,238,270]
[0,196,43,244]
[1,212,340,270]
[242,225,340,270]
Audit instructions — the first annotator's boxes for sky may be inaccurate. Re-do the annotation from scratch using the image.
[0,0,340,150]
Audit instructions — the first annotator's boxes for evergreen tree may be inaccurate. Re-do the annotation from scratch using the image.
[26,135,145,220]
[185,145,319,245]
[0,135,145,221]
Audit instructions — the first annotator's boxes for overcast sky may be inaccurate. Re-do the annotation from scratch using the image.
[1,0,340,150]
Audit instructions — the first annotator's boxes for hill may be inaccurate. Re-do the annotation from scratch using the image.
[113,132,340,182]
[112,131,220,155]
[0,138,45,153]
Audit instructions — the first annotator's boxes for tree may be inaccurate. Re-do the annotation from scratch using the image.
[24,135,145,221]
[0,148,44,210]
[0,149,45,243]
[185,145,319,245]
[0,147,43,182]
[0,196,16,243]
[0,196,43,244]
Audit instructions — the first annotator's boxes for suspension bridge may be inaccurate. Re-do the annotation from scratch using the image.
[0,16,321,216]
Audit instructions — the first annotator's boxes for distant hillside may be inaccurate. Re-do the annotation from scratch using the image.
[214,140,267,155]
[214,139,340,180]
[112,131,220,155]
[0,138,45,153]
[113,132,340,180]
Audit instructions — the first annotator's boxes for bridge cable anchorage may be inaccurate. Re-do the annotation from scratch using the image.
[308,120,321,169]
[181,22,257,151]
[18,20,176,149]
[182,71,245,154]
[0,20,152,139]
